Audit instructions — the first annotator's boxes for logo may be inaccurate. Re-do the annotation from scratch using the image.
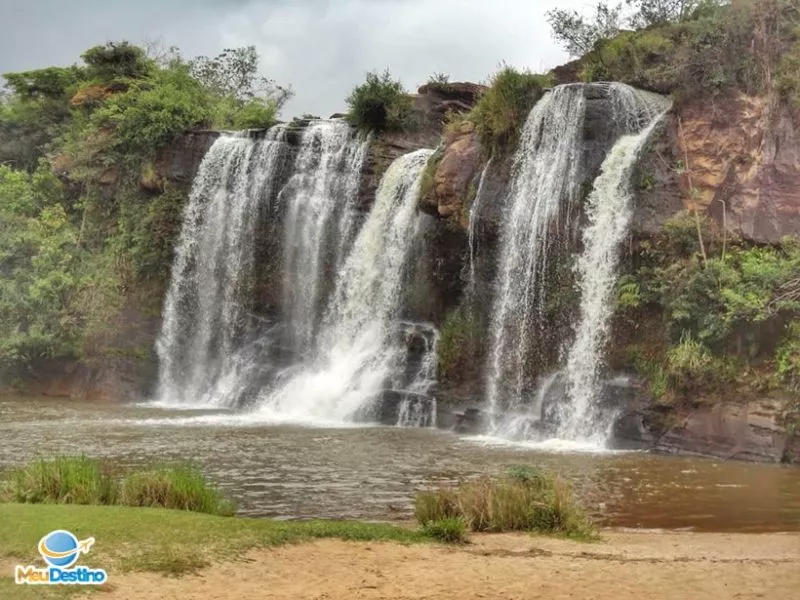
[15,530,107,585]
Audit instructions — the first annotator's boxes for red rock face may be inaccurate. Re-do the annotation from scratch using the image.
[430,121,482,225]
[678,93,800,243]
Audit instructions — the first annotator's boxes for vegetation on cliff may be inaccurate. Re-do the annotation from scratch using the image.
[0,42,289,378]
[346,70,411,132]
[614,213,800,435]
[548,0,800,106]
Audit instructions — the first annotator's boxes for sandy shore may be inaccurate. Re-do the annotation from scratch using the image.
[85,530,800,600]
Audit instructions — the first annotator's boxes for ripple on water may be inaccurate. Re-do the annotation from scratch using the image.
[1,396,799,532]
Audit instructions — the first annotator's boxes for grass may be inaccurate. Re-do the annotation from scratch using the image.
[1,457,233,516]
[421,517,468,544]
[0,503,432,598]
[414,466,596,540]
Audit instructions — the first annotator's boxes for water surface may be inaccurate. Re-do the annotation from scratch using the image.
[2,397,799,532]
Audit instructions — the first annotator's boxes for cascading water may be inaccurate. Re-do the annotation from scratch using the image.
[257,149,435,423]
[468,157,492,294]
[485,85,587,421]
[561,85,672,440]
[281,120,368,355]
[483,82,671,445]
[155,128,287,406]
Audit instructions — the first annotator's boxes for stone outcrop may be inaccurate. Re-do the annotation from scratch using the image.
[615,392,799,464]
[419,120,482,224]
[633,93,800,243]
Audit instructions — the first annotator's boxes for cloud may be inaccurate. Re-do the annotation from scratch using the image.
[0,0,586,117]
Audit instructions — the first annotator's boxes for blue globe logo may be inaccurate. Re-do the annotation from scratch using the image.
[38,530,80,568]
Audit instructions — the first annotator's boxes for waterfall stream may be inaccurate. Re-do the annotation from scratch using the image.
[257,149,436,423]
[281,120,368,355]
[561,86,672,440]
[154,83,668,440]
[485,85,587,421]
[484,83,670,444]
[155,128,287,407]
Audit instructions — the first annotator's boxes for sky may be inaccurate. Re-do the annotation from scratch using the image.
[0,0,589,117]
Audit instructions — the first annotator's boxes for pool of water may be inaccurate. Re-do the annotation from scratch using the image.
[2,397,799,532]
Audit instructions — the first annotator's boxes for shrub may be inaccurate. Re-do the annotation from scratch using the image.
[346,70,411,132]
[421,518,468,544]
[666,333,736,390]
[470,66,551,155]
[414,468,595,539]
[119,465,234,516]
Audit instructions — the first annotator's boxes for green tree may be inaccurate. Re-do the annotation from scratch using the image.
[189,46,292,108]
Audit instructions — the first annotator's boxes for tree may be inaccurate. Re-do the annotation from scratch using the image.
[546,3,623,57]
[627,0,707,27]
[189,46,292,109]
[81,42,153,81]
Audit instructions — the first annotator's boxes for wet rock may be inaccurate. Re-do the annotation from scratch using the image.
[453,407,490,434]
[154,130,220,185]
[654,399,794,463]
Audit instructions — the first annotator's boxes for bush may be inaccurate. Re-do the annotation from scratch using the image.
[2,457,235,517]
[469,66,551,155]
[346,70,411,132]
[231,98,278,129]
[414,467,595,539]
[577,0,796,102]
[421,518,468,544]
[119,465,234,516]
[91,63,211,154]
[666,333,736,390]
[81,41,153,81]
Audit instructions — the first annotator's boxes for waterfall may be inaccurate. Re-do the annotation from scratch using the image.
[485,85,587,420]
[155,128,287,406]
[468,157,492,294]
[562,85,672,440]
[281,120,368,355]
[257,149,435,423]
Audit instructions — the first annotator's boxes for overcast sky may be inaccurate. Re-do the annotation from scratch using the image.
[0,0,589,117]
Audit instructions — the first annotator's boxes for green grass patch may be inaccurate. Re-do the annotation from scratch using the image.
[0,503,429,579]
[1,457,233,516]
[414,466,596,540]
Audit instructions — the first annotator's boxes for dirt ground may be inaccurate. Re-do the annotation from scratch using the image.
[87,531,800,600]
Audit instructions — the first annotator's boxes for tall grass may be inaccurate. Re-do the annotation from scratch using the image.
[5,456,118,505]
[414,466,595,539]
[1,456,234,516]
[120,465,234,516]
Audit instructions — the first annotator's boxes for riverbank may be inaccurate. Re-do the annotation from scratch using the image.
[1,505,799,600]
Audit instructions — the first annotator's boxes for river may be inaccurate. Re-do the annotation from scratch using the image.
[1,396,799,532]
